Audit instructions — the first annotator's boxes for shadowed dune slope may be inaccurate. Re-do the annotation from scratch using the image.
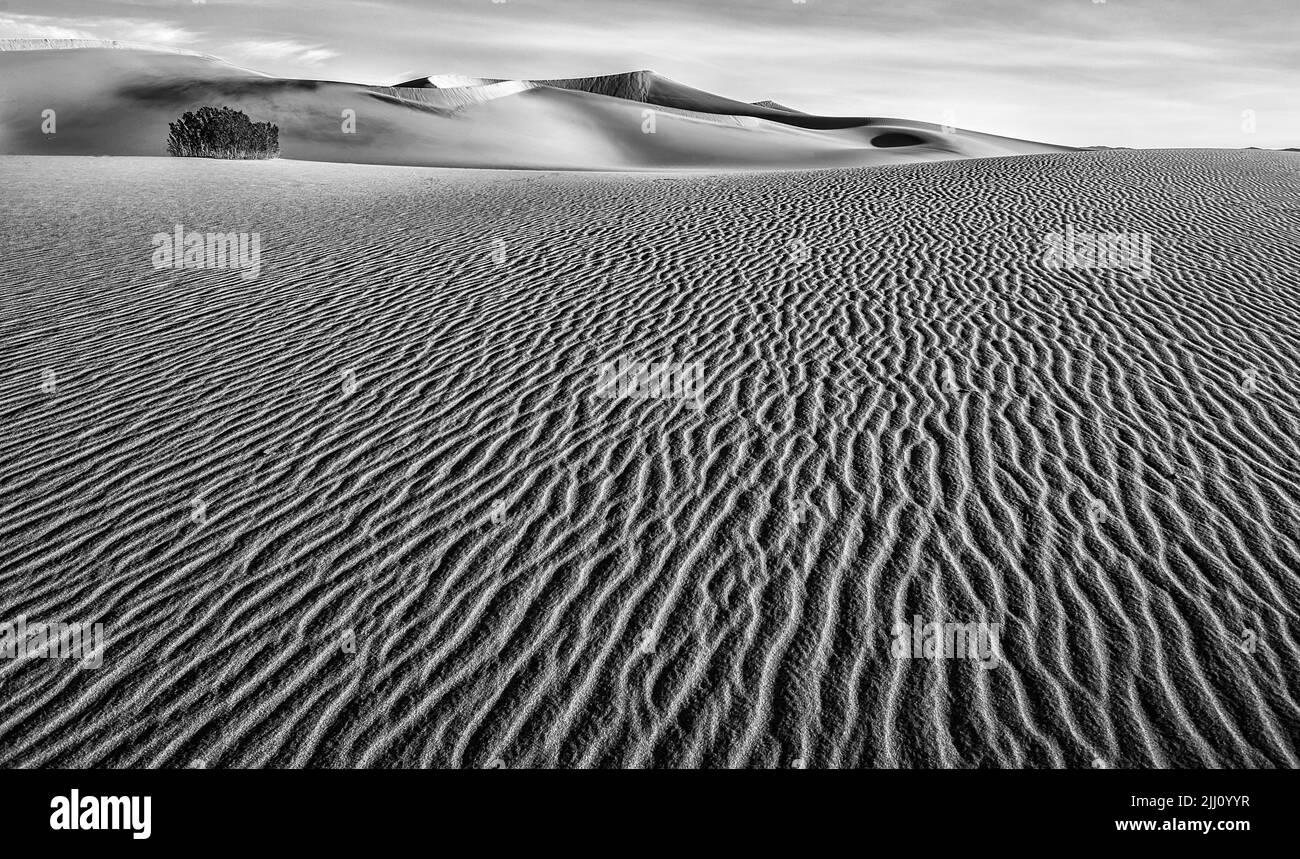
[1,149,1298,768]
[531,71,867,129]
[0,47,1070,169]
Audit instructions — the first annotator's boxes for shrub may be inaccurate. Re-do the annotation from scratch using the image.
[166,106,280,159]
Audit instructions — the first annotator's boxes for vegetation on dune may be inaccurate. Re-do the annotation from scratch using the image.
[166,106,279,159]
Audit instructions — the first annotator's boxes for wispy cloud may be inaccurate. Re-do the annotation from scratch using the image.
[224,39,339,67]
[0,12,198,47]
[0,13,96,41]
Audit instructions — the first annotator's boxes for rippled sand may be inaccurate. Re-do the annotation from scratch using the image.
[1,150,1298,767]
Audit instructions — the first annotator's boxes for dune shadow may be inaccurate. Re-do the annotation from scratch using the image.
[871,131,926,148]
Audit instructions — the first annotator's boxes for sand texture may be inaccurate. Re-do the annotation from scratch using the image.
[1,149,1298,767]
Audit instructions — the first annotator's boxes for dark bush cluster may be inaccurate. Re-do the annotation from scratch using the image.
[166,106,280,159]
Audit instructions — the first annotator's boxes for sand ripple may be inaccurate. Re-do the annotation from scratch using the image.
[1,150,1298,767]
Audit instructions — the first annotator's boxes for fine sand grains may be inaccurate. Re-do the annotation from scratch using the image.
[0,150,1298,767]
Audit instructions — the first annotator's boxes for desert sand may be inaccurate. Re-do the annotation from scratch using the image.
[1,147,1298,767]
[0,43,1069,170]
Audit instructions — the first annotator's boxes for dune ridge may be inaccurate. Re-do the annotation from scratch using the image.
[0,37,208,56]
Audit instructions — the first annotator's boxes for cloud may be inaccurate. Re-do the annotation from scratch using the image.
[0,14,97,41]
[0,12,198,47]
[224,39,339,67]
[114,20,198,46]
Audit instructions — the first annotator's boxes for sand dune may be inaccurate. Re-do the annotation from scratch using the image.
[1,148,1297,767]
[400,70,827,124]
[0,45,1070,170]
[502,70,862,128]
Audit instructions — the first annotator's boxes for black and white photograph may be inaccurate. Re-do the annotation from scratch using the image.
[0,0,1295,843]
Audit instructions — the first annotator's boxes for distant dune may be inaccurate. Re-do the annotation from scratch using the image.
[0,43,1071,170]
[0,37,213,57]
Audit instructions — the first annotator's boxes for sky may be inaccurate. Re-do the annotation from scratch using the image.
[2,0,1296,148]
